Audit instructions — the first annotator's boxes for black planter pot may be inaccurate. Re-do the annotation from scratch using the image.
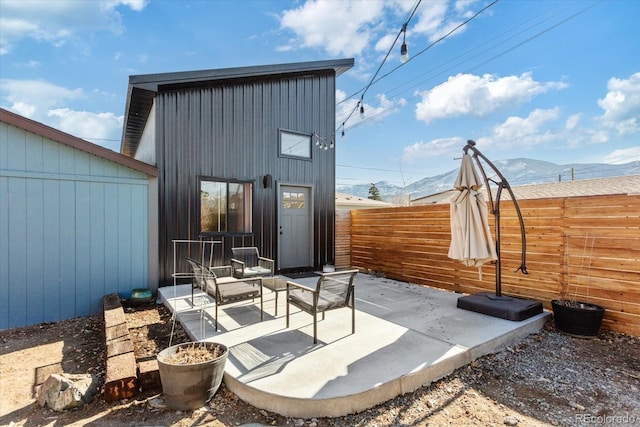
[551,300,605,337]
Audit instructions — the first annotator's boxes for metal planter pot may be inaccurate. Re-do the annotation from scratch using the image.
[551,300,605,337]
[157,342,228,410]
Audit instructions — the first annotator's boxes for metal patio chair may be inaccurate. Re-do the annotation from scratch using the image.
[285,269,359,343]
[231,247,274,279]
[186,258,263,330]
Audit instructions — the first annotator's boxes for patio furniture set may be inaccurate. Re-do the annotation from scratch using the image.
[186,246,359,343]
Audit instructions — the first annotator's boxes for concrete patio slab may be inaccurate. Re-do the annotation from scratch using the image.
[158,273,549,418]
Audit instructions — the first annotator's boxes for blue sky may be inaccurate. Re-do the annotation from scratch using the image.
[1,0,638,187]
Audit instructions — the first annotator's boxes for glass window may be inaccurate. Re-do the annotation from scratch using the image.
[200,179,252,234]
[282,191,306,209]
[280,130,311,159]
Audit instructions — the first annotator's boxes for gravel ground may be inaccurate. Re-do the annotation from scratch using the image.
[1,302,639,426]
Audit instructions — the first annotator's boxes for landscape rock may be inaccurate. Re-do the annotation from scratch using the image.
[504,415,519,426]
[36,373,99,411]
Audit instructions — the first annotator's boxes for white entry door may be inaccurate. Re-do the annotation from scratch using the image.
[278,185,313,270]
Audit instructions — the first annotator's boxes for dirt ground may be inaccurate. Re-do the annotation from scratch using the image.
[1,300,639,427]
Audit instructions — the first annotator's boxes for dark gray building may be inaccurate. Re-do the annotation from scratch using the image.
[121,59,354,284]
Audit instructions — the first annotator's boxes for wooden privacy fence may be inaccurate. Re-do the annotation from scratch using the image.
[338,194,640,336]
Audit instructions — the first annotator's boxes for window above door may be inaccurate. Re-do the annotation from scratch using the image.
[279,129,311,159]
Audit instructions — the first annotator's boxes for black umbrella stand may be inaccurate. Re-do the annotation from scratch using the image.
[456,140,543,321]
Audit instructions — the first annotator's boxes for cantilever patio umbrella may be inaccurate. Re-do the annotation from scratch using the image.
[450,140,543,321]
[448,152,497,272]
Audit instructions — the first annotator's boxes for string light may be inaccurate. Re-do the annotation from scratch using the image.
[312,132,335,150]
[337,1,422,138]
[400,23,409,63]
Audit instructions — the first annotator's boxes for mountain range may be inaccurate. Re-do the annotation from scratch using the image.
[337,158,640,202]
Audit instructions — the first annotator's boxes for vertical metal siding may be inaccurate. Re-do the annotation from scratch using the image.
[156,71,338,284]
[0,122,151,329]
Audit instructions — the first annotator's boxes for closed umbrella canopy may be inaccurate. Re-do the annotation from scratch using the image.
[448,153,497,267]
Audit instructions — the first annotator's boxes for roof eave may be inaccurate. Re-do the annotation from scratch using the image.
[128,58,354,91]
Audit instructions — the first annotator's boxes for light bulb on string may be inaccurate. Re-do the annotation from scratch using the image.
[312,131,335,150]
[400,42,408,63]
[400,23,409,63]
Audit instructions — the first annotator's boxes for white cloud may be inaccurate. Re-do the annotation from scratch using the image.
[604,146,640,164]
[48,108,123,151]
[362,94,406,122]
[491,108,561,144]
[455,0,478,14]
[10,101,36,118]
[336,88,406,130]
[415,72,568,124]
[412,1,448,36]
[116,0,148,12]
[279,0,385,57]
[597,72,640,135]
[0,0,149,54]
[402,136,466,163]
[0,78,122,151]
[565,113,581,131]
[277,0,477,58]
[1,78,85,116]
[374,32,397,53]
[336,89,359,125]
[411,0,482,42]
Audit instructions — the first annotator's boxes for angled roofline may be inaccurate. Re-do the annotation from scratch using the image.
[0,108,158,177]
[129,58,354,91]
[121,58,355,157]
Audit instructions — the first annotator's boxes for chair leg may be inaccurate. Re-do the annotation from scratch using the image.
[352,292,356,334]
[286,295,290,328]
[313,310,317,344]
[274,290,279,316]
[352,305,355,334]
[215,303,218,331]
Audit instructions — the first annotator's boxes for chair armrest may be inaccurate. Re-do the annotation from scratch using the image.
[172,272,195,279]
[258,257,274,272]
[286,281,316,293]
[230,258,245,277]
[230,258,245,268]
[209,265,232,278]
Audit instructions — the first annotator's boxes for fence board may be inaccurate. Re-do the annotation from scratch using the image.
[335,210,350,269]
[342,194,640,336]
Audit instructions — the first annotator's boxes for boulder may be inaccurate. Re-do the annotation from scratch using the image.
[37,373,99,411]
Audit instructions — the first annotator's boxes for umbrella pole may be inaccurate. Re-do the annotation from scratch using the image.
[463,140,528,298]
[456,141,542,321]
[495,190,502,297]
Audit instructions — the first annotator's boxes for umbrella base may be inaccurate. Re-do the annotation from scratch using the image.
[457,292,543,321]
